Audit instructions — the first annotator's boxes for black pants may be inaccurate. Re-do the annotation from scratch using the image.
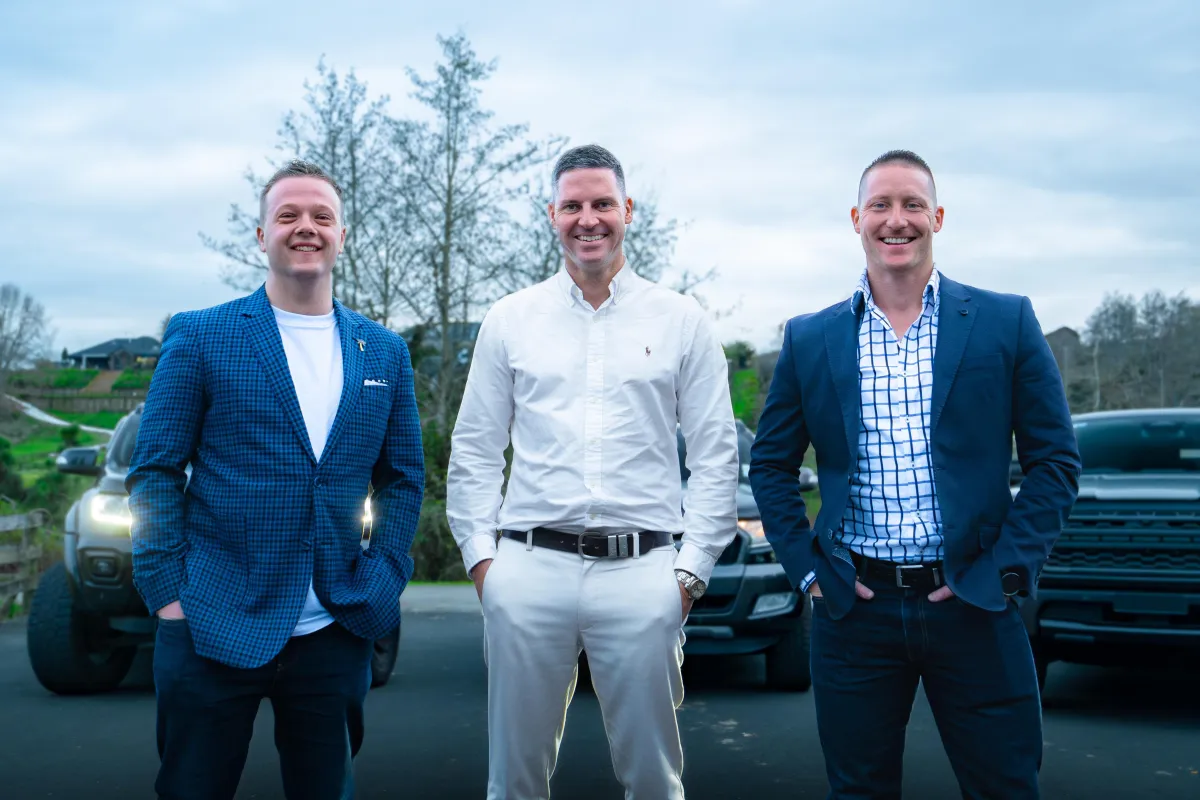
[152,618,373,800]
[810,575,1043,799]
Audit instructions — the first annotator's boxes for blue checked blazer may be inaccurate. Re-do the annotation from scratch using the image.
[127,285,425,669]
[749,274,1081,620]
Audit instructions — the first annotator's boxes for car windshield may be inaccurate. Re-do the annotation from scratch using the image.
[678,423,755,484]
[1075,416,1200,474]
[106,412,141,470]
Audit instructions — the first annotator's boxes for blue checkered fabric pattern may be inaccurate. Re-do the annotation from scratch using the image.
[127,285,425,669]
[837,268,945,565]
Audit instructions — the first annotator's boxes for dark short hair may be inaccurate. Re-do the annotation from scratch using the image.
[857,149,937,206]
[552,144,626,200]
[259,159,344,223]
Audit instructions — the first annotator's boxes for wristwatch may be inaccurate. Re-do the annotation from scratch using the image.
[675,569,707,600]
[1000,571,1023,597]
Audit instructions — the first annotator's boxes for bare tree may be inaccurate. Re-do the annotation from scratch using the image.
[385,33,563,447]
[0,284,51,395]
[1081,290,1200,410]
[201,60,412,325]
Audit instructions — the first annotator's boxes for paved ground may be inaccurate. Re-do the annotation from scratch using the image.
[1,586,1198,799]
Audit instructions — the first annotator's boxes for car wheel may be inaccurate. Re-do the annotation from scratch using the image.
[764,597,813,692]
[370,621,401,689]
[26,562,137,695]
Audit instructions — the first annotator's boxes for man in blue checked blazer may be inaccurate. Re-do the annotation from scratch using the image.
[750,150,1080,799]
[127,159,424,800]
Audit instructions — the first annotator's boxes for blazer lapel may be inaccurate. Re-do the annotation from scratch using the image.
[320,300,363,463]
[242,286,316,463]
[823,298,862,461]
[931,277,976,434]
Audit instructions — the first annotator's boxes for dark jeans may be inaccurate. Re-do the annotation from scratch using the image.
[152,618,373,800]
[810,575,1043,800]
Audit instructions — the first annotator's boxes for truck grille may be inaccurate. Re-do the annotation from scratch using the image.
[1045,500,1200,576]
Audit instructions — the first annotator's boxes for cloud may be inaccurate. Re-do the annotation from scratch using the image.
[1,0,1195,357]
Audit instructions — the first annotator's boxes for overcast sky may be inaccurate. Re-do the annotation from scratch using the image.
[3,0,1196,355]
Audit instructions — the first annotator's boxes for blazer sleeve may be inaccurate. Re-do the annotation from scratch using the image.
[126,313,205,614]
[748,319,816,588]
[994,296,1082,593]
[366,335,426,590]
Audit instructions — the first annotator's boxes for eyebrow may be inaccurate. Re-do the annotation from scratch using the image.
[557,195,618,206]
[275,203,337,215]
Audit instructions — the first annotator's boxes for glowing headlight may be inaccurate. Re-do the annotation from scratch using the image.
[737,519,765,539]
[90,494,133,529]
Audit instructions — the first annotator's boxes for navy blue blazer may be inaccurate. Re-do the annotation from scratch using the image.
[127,286,425,668]
[748,274,1081,620]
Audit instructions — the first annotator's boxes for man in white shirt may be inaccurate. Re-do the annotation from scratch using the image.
[447,144,739,799]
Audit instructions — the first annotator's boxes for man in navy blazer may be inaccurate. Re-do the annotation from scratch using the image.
[127,160,424,800]
[750,150,1080,798]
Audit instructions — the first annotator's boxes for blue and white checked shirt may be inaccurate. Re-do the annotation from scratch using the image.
[803,268,945,591]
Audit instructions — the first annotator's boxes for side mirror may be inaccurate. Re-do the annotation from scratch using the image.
[56,446,104,477]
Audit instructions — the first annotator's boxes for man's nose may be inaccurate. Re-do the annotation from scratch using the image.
[578,206,599,228]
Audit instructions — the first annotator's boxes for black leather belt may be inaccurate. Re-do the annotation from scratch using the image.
[853,552,946,591]
[500,528,674,559]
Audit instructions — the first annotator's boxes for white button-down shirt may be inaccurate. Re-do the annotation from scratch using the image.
[447,266,739,584]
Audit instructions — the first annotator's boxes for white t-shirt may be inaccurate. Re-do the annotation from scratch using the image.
[272,305,343,637]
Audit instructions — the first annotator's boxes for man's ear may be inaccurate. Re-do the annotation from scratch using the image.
[257,226,267,252]
[850,206,861,234]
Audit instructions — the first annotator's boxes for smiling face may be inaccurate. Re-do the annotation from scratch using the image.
[548,167,634,279]
[851,162,943,278]
[256,176,345,285]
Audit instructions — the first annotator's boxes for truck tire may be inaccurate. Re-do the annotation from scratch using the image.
[765,601,813,692]
[26,562,136,695]
[370,622,401,688]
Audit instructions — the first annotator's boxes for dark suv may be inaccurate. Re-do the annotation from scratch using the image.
[676,421,817,691]
[25,404,401,694]
[1014,408,1200,689]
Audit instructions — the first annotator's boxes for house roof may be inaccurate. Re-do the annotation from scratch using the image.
[69,336,161,359]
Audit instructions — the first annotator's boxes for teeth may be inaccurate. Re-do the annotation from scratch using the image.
[883,238,912,245]
[294,246,318,251]
[578,235,605,242]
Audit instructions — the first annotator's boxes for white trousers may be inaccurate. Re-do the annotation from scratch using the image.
[481,535,688,800]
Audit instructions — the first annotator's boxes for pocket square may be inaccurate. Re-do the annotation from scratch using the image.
[363,379,389,387]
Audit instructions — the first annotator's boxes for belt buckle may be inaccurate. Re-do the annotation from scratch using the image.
[577,533,633,559]
[894,564,924,589]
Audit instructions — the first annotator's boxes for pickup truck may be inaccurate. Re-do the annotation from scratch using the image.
[1013,408,1200,690]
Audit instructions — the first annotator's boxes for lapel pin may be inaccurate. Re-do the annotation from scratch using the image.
[357,339,366,351]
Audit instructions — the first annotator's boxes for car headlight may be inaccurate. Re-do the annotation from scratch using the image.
[738,518,765,542]
[90,494,133,529]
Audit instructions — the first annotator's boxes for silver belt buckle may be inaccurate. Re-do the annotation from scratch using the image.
[577,532,633,559]
[895,564,923,589]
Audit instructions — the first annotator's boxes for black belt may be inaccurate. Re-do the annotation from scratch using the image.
[852,552,946,591]
[500,528,674,559]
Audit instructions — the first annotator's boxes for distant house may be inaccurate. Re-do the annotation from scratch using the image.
[1044,326,1084,378]
[68,337,161,370]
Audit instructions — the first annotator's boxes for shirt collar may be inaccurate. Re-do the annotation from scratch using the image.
[852,266,941,316]
[556,262,636,309]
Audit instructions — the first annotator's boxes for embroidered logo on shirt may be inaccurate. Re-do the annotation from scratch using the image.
[645,346,651,357]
